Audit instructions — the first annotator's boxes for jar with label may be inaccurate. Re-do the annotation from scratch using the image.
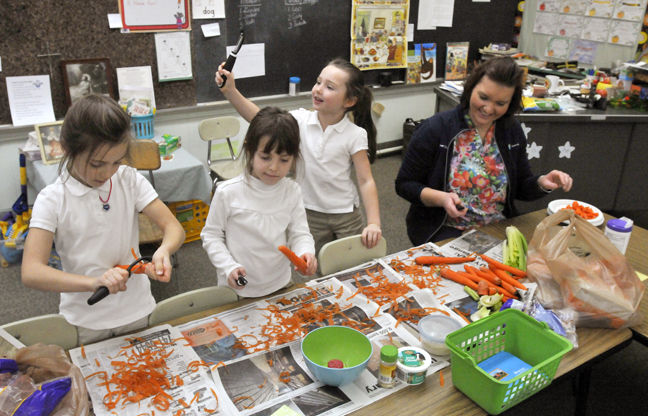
[377,344,398,388]
[604,217,633,255]
[289,76,301,96]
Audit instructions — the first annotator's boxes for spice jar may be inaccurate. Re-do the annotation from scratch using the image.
[377,345,398,388]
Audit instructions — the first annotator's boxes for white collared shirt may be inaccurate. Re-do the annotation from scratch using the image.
[29,165,158,330]
[290,108,368,213]
[201,174,314,297]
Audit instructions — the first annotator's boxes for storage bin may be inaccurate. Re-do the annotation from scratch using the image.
[167,200,209,243]
[445,309,572,415]
[131,114,154,139]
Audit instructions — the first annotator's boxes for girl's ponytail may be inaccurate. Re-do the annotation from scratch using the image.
[352,86,377,163]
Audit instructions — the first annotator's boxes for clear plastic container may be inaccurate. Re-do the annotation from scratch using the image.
[289,76,301,96]
[604,217,633,255]
[417,314,463,357]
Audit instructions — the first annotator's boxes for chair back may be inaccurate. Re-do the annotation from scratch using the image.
[198,117,241,162]
[125,139,161,188]
[318,235,388,276]
[2,314,78,350]
[148,286,238,326]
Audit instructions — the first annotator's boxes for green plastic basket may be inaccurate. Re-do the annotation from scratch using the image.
[445,309,573,415]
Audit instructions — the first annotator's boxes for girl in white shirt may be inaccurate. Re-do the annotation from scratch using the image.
[215,58,382,254]
[21,94,186,344]
[201,107,317,297]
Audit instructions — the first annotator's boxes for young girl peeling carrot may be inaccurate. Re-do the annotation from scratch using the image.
[21,94,185,345]
[201,107,317,297]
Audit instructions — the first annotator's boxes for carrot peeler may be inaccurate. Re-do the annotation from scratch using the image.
[87,256,152,305]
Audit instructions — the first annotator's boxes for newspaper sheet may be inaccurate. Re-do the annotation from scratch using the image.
[175,280,453,416]
[70,325,220,415]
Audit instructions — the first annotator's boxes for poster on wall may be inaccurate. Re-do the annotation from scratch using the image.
[351,0,410,70]
[119,0,190,32]
[445,42,469,81]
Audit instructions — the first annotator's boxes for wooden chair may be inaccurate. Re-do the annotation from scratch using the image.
[318,235,388,276]
[148,286,238,326]
[198,116,242,190]
[124,140,164,245]
[2,314,78,350]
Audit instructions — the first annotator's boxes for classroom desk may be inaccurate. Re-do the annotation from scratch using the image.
[161,209,638,416]
[434,86,648,223]
[25,147,212,204]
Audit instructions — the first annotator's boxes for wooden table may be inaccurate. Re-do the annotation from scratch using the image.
[163,209,641,416]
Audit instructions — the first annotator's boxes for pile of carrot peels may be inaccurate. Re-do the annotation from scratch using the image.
[85,337,219,414]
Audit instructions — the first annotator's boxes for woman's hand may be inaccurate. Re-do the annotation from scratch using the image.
[227,267,247,290]
[442,192,468,218]
[146,247,172,282]
[301,253,318,276]
[215,62,236,92]
[97,268,130,294]
[361,223,382,248]
[539,170,573,192]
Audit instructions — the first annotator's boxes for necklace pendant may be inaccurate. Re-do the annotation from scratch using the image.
[103,203,110,211]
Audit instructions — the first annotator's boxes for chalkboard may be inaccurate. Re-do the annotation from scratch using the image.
[194,1,352,103]
[0,0,517,125]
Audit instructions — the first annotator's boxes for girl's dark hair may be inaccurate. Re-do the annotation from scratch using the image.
[327,58,377,163]
[58,94,132,175]
[243,106,301,174]
[459,57,523,123]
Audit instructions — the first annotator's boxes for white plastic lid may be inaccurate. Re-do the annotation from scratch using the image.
[417,314,463,344]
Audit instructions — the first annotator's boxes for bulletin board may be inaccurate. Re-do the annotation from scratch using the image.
[0,0,518,125]
[518,0,648,68]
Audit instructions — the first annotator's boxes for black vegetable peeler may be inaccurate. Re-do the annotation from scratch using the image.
[87,256,152,305]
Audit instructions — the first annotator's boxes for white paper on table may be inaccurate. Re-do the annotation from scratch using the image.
[225,43,265,79]
[418,0,454,29]
[154,31,193,81]
[107,13,122,28]
[6,75,55,126]
[193,0,225,19]
[116,66,156,109]
[201,22,221,37]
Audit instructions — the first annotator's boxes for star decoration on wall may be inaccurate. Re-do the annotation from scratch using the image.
[526,141,542,159]
[521,122,532,138]
[558,141,575,158]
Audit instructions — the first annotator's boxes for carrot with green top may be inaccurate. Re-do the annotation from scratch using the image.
[278,245,308,274]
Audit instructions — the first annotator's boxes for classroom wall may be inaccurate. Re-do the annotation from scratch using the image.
[0,83,438,212]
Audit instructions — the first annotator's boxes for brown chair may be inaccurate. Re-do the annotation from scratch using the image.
[124,140,164,245]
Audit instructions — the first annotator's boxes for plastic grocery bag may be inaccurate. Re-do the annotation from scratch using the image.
[1,344,90,416]
[526,210,645,328]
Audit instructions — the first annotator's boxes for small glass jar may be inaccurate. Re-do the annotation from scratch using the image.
[377,344,398,388]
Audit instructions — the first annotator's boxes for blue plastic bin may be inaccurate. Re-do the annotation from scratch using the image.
[131,114,154,139]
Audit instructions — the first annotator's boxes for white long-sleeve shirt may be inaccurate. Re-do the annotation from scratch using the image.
[201,174,314,297]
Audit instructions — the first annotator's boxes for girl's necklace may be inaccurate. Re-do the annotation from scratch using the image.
[99,178,112,211]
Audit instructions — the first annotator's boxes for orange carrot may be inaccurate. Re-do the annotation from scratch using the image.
[480,254,527,278]
[561,201,597,219]
[439,267,478,291]
[473,266,502,286]
[415,255,476,265]
[278,245,308,274]
[81,344,86,359]
[477,280,489,296]
[439,369,445,387]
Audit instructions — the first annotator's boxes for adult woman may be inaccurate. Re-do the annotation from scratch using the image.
[395,57,572,244]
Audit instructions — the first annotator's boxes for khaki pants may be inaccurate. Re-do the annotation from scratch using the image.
[306,207,364,256]
[77,315,149,345]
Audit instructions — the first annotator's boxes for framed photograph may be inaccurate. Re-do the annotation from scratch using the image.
[60,58,115,108]
[35,121,65,165]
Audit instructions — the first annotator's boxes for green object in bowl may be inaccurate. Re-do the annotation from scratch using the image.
[301,326,372,386]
